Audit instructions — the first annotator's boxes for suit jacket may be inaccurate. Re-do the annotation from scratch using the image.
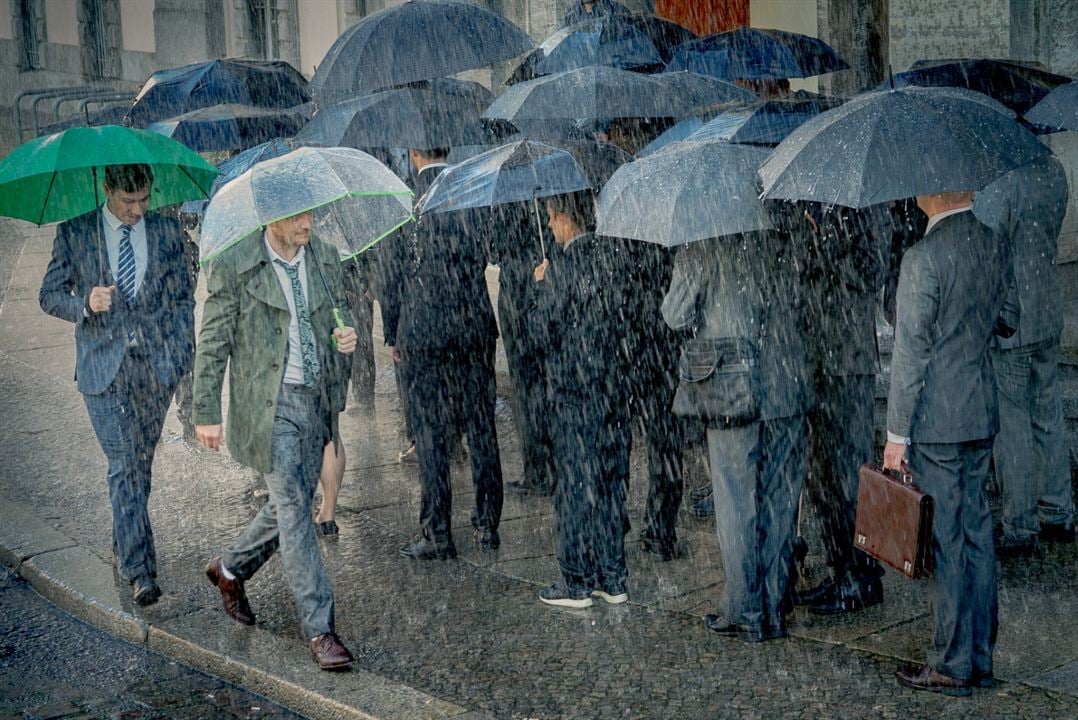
[192,233,352,474]
[887,211,1010,443]
[974,154,1069,349]
[662,232,815,421]
[379,166,499,353]
[39,209,194,395]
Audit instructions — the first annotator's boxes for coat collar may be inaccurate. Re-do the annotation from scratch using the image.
[238,231,338,313]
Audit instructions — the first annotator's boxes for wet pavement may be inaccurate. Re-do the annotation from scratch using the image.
[2,217,1078,719]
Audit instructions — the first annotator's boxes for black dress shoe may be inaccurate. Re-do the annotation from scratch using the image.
[399,535,458,560]
[476,527,500,550]
[132,577,161,607]
[895,664,971,696]
[1040,522,1076,544]
[703,613,775,643]
[793,577,835,606]
[970,670,996,689]
[809,577,883,616]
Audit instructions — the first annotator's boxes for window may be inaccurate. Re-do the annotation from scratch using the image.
[16,0,41,71]
[81,0,111,79]
[247,0,282,59]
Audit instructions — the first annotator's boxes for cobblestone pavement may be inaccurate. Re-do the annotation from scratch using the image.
[2,218,1078,719]
[0,567,304,720]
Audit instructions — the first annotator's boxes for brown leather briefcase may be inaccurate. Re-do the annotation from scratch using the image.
[854,463,934,579]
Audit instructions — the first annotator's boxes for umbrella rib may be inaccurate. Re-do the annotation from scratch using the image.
[36,171,59,227]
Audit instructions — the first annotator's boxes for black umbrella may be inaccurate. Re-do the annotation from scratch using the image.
[147,104,308,152]
[126,58,310,127]
[885,58,1071,115]
[296,79,497,150]
[1023,81,1078,132]
[665,27,848,80]
[310,0,533,107]
[758,86,1052,208]
[484,66,753,125]
[688,91,846,146]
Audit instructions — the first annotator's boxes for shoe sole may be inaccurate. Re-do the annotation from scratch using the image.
[896,676,972,697]
[591,590,628,605]
[313,657,354,671]
[539,595,593,608]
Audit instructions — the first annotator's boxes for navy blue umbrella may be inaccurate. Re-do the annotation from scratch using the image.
[179,137,297,216]
[1023,81,1078,132]
[759,86,1051,208]
[665,27,848,80]
[688,91,845,146]
[885,58,1071,115]
[126,59,310,127]
[296,78,496,150]
[147,104,308,153]
[310,0,533,107]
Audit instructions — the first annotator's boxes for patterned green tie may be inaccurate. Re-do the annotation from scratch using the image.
[274,259,319,387]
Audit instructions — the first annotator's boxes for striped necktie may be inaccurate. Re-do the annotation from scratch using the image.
[274,259,320,387]
[116,223,136,303]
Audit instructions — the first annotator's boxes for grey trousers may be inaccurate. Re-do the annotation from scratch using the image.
[910,439,997,681]
[708,415,807,630]
[223,383,335,640]
[991,336,1074,539]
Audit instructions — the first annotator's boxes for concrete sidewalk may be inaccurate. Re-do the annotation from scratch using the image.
[2,217,1078,719]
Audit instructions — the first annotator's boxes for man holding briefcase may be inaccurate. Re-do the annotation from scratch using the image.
[883,191,1018,696]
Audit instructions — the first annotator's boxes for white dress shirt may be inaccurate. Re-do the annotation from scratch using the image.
[102,203,148,294]
[264,234,317,385]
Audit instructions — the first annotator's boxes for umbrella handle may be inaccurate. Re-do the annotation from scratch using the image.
[330,307,346,350]
[533,198,547,260]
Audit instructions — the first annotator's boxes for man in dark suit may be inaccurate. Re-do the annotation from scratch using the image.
[381,147,504,559]
[39,163,194,607]
[884,191,1017,696]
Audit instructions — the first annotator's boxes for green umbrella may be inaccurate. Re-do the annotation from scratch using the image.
[0,124,218,226]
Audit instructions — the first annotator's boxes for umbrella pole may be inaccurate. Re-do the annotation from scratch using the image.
[93,166,107,286]
[306,240,347,349]
[533,198,547,260]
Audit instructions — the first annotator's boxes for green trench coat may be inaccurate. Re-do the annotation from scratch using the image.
[192,233,352,474]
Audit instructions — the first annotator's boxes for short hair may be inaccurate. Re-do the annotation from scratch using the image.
[546,190,595,232]
[104,163,154,193]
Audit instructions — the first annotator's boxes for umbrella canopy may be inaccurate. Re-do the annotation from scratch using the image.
[665,27,848,80]
[507,14,693,83]
[758,86,1052,209]
[297,78,496,150]
[200,146,413,263]
[636,115,707,156]
[1024,81,1078,132]
[0,124,217,225]
[126,58,310,127]
[688,91,845,146]
[179,137,297,216]
[310,0,533,107]
[416,140,592,215]
[886,58,1071,114]
[147,103,308,153]
[597,140,773,246]
[484,66,753,124]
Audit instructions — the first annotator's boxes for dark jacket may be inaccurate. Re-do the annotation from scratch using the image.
[379,165,499,352]
[39,209,194,395]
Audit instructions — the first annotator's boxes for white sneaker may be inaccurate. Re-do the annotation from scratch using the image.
[591,587,629,605]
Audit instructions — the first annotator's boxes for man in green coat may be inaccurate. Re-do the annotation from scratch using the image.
[192,209,358,671]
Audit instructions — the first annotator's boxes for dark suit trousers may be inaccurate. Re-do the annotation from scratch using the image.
[552,402,631,591]
[402,344,503,538]
[83,351,174,583]
[631,379,684,546]
[342,269,376,410]
[910,439,998,680]
[805,373,880,583]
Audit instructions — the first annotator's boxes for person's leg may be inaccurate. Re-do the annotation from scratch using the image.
[343,270,376,413]
[316,439,345,532]
[551,403,600,594]
[640,377,684,554]
[990,345,1040,543]
[1029,337,1074,530]
[909,442,972,681]
[461,345,504,534]
[501,312,554,492]
[402,353,454,547]
[594,419,631,595]
[962,439,999,680]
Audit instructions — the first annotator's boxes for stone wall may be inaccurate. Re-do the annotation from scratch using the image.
[887,0,1009,74]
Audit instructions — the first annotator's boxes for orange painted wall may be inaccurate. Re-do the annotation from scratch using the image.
[654,0,748,36]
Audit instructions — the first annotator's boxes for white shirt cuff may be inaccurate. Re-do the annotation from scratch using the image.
[887,432,910,445]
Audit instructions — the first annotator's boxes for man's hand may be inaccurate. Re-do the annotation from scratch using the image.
[390,346,401,364]
[88,285,117,313]
[333,326,358,354]
[883,441,908,472]
[533,258,549,283]
[196,424,223,451]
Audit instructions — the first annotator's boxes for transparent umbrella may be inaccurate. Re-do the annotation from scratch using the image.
[200,146,414,264]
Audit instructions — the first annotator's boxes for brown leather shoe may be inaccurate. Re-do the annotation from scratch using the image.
[205,557,255,626]
[309,632,354,671]
[895,664,972,696]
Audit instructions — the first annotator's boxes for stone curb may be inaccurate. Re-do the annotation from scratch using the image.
[0,498,484,720]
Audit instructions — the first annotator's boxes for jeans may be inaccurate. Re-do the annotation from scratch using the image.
[223,383,335,639]
[991,336,1074,539]
[83,352,174,583]
[708,415,807,630]
[910,439,997,680]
